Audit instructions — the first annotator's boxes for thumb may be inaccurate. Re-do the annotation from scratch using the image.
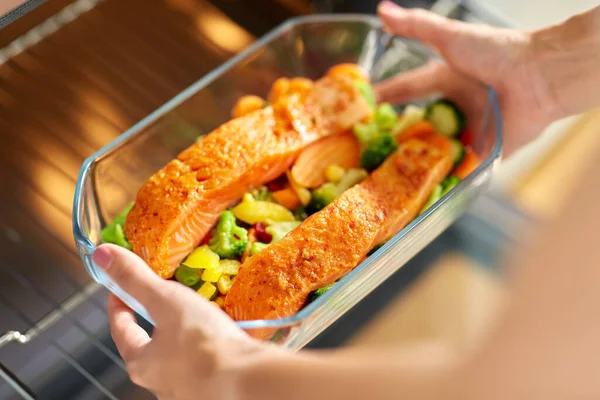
[94,244,243,335]
[377,1,459,48]
[93,244,180,322]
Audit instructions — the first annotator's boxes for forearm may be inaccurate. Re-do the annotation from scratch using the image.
[457,135,600,398]
[531,5,600,119]
[232,342,463,400]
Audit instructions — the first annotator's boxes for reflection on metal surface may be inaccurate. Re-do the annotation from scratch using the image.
[168,0,254,53]
[0,283,102,349]
[0,0,105,63]
[196,10,254,53]
[0,0,290,396]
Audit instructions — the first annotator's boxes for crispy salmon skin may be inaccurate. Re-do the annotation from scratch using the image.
[224,136,454,329]
[125,74,372,278]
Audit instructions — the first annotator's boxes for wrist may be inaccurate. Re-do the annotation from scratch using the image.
[530,6,600,119]
[225,343,294,400]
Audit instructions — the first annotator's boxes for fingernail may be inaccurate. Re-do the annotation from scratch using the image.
[93,246,113,270]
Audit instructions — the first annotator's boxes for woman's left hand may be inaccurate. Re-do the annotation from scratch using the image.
[94,244,280,400]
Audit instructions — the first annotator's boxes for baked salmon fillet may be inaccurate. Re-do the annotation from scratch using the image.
[224,136,454,326]
[124,74,372,278]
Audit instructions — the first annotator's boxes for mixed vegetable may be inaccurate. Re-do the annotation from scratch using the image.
[101,67,481,311]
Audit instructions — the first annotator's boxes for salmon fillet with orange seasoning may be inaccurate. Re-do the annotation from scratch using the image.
[124,74,372,279]
[224,136,454,330]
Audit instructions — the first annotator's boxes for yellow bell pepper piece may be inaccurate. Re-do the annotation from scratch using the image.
[220,259,240,276]
[201,262,223,282]
[232,193,295,225]
[197,282,217,300]
[182,245,219,269]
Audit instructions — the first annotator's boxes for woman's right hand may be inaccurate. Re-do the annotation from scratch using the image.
[375,1,566,156]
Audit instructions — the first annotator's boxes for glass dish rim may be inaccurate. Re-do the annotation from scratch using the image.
[72,13,504,330]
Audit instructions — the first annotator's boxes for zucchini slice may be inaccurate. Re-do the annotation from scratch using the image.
[450,139,465,166]
[426,99,465,138]
[392,104,426,136]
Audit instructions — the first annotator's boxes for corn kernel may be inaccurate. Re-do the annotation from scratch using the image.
[217,275,233,295]
[297,187,312,206]
[325,164,345,183]
[197,282,217,300]
[214,296,225,308]
[220,259,240,276]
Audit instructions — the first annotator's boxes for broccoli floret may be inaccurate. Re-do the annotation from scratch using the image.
[209,210,248,259]
[374,103,398,130]
[309,168,369,212]
[352,121,379,145]
[251,186,273,202]
[309,282,336,302]
[101,202,134,250]
[250,242,269,256]
[293,205,308,221]
[360,134,399,171]
[309,183,337,212]
[266,221,301,243]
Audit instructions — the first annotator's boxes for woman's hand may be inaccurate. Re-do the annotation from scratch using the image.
[93,244,282,400]
[375,1,564,156]
[95,243,463,400]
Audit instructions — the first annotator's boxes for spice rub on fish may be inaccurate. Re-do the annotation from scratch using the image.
[224,136,454,326]
[124,74,372,279]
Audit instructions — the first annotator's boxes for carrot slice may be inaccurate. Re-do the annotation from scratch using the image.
[268,78,290,103]
[232,95,266,119]
[396,120,436,144]
[453,149,480,179]
[285,170,312,206]
[291,133,361,188]
[272,188,301,210]
[327,63,370,82]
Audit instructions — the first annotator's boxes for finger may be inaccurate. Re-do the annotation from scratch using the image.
[377,1,458,48]
[93,244,178,320]
[374,61,446,104]
[107,294,151,363]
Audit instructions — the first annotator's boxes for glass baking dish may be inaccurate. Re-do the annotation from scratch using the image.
[73,14,502,350]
